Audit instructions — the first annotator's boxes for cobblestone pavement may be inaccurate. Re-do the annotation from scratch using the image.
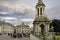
[0,34,55,40]
[0,34,40,40]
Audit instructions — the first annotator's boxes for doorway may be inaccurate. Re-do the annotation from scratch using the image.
[40,24,44,35]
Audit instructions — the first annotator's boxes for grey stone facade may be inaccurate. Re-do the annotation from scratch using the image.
[16,23,30,34]
[0,21,14,34]
[33,0,50,36]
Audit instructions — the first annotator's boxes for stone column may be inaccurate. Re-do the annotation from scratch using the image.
[44,24,48,35]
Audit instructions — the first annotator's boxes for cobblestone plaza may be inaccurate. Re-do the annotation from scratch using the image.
[0,34,41,40]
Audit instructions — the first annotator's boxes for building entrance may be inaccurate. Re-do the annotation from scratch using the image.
[40,24,44,35]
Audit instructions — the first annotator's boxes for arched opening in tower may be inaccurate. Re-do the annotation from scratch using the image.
[40,24,44,35]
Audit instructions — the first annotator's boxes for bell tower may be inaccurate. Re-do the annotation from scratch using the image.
[36,0,45,16]
[33,0,50,36]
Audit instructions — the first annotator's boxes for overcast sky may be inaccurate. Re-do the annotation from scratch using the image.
[0,0,60,27]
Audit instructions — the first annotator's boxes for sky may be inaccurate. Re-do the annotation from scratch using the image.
[0,0,60,27]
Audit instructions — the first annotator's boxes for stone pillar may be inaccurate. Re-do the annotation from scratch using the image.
[45,23,50,35]
[45,25,48,35]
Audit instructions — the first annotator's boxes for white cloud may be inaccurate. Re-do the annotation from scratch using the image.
[45,6,60,19]
[0,2,35,12]
[28,24,33,28]
[0,17,17,20]
[0,11,8,14]
[21,19,34,22]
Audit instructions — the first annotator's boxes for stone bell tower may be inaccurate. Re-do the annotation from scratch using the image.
[33,0,50,36]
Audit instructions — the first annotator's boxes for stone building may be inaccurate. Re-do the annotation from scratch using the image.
[16,23,30,34]
[0,21,2,33]
[0,21,14,34]
[33,0,50,36]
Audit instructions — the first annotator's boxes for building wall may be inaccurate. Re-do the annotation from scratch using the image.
[16,25,30,34]
[0,24,14,34]
[0,26,1,33]
[2,25,14,34]
[33,22,50,36]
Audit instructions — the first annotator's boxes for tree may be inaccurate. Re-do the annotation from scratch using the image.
[50,19,60,32]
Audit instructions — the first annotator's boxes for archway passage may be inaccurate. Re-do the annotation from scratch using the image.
[40,24,44,35]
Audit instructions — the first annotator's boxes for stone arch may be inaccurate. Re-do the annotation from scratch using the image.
[40,24,45,35]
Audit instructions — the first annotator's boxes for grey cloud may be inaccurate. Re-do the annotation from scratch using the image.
[0,5,35,25]
[0,6,8,12]
[0,4,60,26]
[45,6,60,19]
[0,0,17,2]
[0,0,21,3]
[20,9,35,19]
[0,5,22,17]
[0,5,15,13]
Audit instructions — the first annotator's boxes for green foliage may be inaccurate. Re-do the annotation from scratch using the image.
[36,35,47,39]
[39,35,47,39]
[55,35,60,39]
[50,19,60,32]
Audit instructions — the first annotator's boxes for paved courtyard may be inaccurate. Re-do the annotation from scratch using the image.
[0,34,40,40]
[0,34,55,40]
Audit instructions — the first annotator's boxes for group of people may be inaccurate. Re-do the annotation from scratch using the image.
[8,33,30,38]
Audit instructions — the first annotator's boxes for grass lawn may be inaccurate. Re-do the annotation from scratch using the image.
[55,35,60,39]
[36,35,47,39]
[39,35,47,39]
[34,34,60,40]
[36,35,60,40]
